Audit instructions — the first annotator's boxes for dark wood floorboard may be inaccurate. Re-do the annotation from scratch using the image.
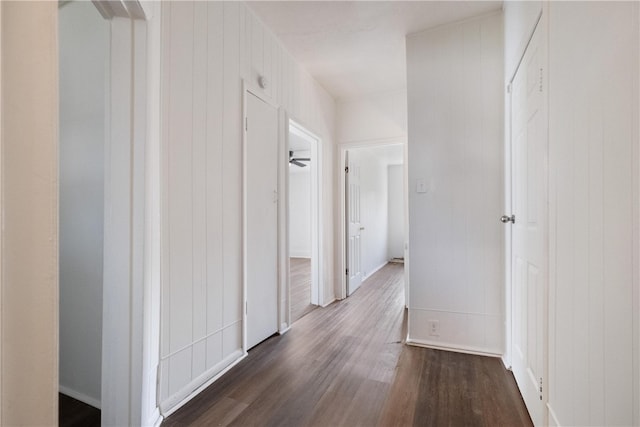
[59,393,101,427]
[290,257,316,323]
[163,263,532,427]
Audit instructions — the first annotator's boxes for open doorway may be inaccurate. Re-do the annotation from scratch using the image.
[288,121,321,324]
[343,144,407,299]
[58,1,108,425]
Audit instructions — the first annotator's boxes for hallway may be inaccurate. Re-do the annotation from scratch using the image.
[164,263,531,426]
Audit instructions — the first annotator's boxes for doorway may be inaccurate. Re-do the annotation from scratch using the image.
[58,1,107,423]
[288,121,321,323]
[342,144,407,299]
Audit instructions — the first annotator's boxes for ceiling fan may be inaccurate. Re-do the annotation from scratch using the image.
[289,150,311,167]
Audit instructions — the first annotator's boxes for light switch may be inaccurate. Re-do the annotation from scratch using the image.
[416,179,427,193]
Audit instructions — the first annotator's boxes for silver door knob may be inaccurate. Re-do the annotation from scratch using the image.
[500,215,515,224]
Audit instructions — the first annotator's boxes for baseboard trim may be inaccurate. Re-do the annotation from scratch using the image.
[59,385,101,410]
[547,403,561,426]
[144,408,163,427]
[364,262,388,280]
[321,298,336,308]
[278,323,291,335]
[160,349,246,417]
[406,338,502,358]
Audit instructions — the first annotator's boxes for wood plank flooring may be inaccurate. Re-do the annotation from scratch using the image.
[290,257,316,323]
[164,263,532,427]
[59,393,100,427]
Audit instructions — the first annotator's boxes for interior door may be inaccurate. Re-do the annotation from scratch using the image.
[246,92,278,350]
[510,20,547,426]
[345,150,363,295]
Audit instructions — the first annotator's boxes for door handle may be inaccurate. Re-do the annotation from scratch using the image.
[359,227,365,230]
[500,214,515,224]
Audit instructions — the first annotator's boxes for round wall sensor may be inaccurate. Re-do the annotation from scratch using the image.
[258,75,269,89]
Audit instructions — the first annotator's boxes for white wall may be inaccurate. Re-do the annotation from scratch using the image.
[289,167,311,258]
[336,89,407,144]
[159,2,335,414]
[545,3,639,426]
[358,149,389,278]
[58,1,107,408]
[406,12,504,355]
[0,2,58,425]
[387,165,404,260]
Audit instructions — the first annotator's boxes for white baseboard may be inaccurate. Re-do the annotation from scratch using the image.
[59,385,101,410]
[363,261,388,280]
[279,323,291,334]
[289,254,311,259]
[406,337,503,358]
[143,408,163,427]
[321,298,336,308]
[547,403,561,426]
[160,349,246,417]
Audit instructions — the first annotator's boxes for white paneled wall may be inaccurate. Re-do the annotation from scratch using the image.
[159,2,335,414]
[406,12,504,354]
[547,3,639,425]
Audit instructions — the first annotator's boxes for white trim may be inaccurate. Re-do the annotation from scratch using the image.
[363,261,387,281]
[159,350,246,417]
[406,338,503,358]
[321,298,336,308]
[278,324,291,335]
[59,386,101,410]
[547,403,561,427]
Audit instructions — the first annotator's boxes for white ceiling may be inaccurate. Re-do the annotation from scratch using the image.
[247,1,502,101]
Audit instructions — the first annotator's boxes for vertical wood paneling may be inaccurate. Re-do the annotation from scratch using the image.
[160,1,336,413]
[548,3,638,425]
[206,1,224,337]
[168,1,194,354]
[406,13,504,354]
[222,1,243,330]
[192,1,208,346]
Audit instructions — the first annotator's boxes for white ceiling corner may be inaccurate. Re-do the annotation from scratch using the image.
[247,1,502,101]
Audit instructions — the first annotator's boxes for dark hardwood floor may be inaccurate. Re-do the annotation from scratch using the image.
[59,393,101,427]
[164,263,532,427]
[290,257,316,323]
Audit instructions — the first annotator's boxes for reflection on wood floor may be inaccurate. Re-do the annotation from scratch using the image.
[164,263,532,427]
[290,257,316,323]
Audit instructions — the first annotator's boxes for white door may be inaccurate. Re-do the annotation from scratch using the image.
[510,21,547,426]
[246,92,278,350]
[345,150,363,295]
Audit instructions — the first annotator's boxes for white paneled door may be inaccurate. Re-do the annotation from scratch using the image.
[346,150,363,295]
[510,19,547,426]
[246,92,279,350]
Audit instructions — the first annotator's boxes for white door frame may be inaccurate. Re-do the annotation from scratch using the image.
[92,2,162,426]
[287,119,323,309]
[338,138,407,300]
[242,82,282,349]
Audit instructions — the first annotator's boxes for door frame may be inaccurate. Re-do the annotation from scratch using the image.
[241,82,282,350]
[338,138,407,300]
[286,119,323,310]
[89,2,162,425]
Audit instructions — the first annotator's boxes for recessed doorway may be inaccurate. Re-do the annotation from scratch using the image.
[288,121,321,323]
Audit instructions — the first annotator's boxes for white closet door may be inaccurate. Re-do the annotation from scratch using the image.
[246,92,278,350]
[510,20,548,426]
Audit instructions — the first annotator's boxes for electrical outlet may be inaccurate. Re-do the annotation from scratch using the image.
[428,320,439,336]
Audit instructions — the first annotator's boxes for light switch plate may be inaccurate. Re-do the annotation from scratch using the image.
[416,179,427,193]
